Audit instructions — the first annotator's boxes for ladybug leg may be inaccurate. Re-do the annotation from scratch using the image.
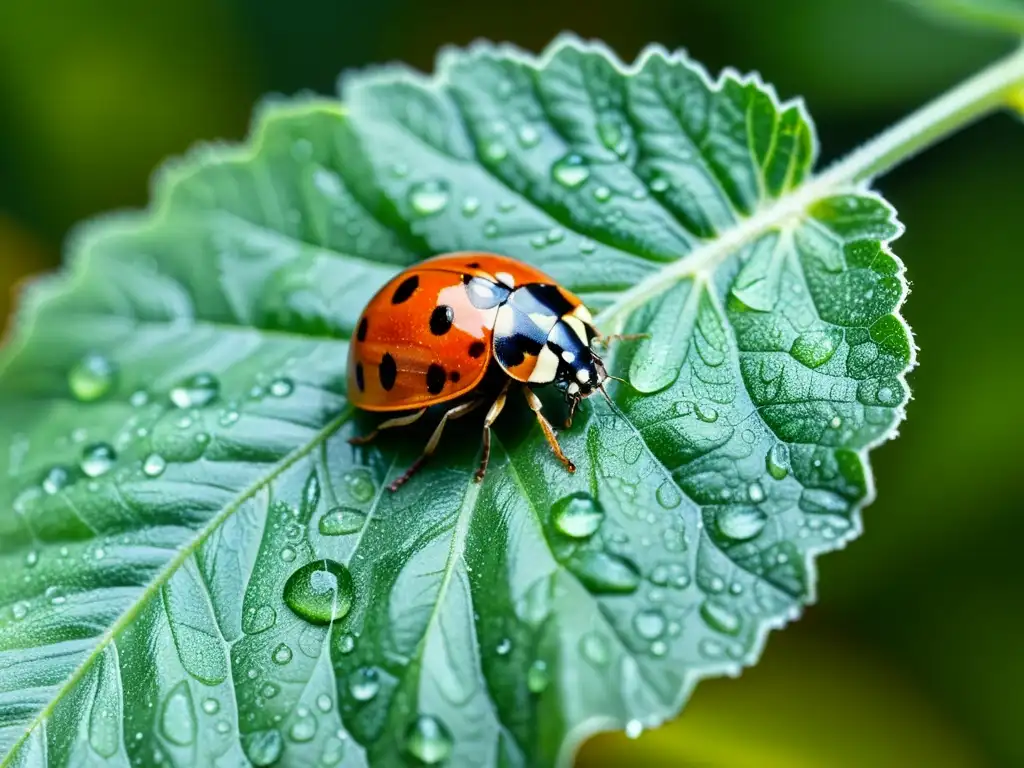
[475,381,511,483]
[594,332,649,350]
[348,408,427,446]
[390,399,485,492]
[523,387,576,474]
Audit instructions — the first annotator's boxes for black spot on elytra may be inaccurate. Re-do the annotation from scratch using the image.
[468,341,486,358]
[449,371,461,383]
[379,353,397,390]
[426,364,447,395]
[355,363,365,392]
[429,305,454,335]
[391,275,419,304]
[356,317,368,342]
[466,262,480,269]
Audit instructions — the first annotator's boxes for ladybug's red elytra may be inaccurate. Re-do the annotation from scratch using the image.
[347,252,639,491]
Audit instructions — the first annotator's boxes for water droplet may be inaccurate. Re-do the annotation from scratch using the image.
[746,482,765,503]
[527,659,550,693]
[404,715,453,765]
[579,238,597,254]
[656,480,682,509]
[348,667,381,701]
[283,559,355,625]
[708,576,726,593]
[800,488,849,515]
[593,185,612,202]
[130,390,149,407]
[202,698,219,715]
[42,465,73,495]
[597,118,625,153]
[12,601,28,620]
[625,720,643,739]
[68,353,117,402]
[633,609,666,640]
[216,720,230,734]
[651,640,668,657]
[484,142,508,162]
[160,681,196,746]
[483,220,499,238]
[261,682,280,699]
[80,443,116,478]
[219,409,240,426]
[877,385,898,404]
[170,373,220,409]
[694,403,719,423]
[551,492,604,538]
[243,729,283,767]
[408,180,450,217]
[280,546,296,563]
[568,551,641,594]
[342,470,375,503]
[93,547,106,560]
[496,638,512,656]
[243,604,277,635]
[316,694,333,713]
[338,633,356,654]
[143,454,167,478]
[290,711,317,742]
[790,331,837,368]
[650,177,669,193]
[700,600,741,635]
[580,631,610,666]
[552,154,590,189]
[318,507,368,536]
[461,196,480,217]
[269,378,294,398]
[517,125,540,147]
[699,638,725,658]
[272,643,293,665]
[24,550,38,568]
[766,444,790,480]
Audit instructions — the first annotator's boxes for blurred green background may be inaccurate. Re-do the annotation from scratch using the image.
[0,1,1020,765]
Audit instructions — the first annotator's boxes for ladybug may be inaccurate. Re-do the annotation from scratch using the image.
[346,252,638,491]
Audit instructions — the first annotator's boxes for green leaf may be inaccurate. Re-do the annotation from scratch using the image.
[0,35,913,767]
[900,0,1024,36]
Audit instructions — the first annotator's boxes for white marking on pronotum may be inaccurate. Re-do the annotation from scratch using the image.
[576,368,590,383]
[563,315,589,343]
[530,345,560,383]
[561,350,576,364]
[567,382,580,395]
[496,271,516,287]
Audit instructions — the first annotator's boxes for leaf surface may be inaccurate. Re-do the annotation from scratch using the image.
[901,0,1024,35]
[0,36,913,768]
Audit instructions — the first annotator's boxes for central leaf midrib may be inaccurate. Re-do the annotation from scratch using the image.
[0,406,356,767]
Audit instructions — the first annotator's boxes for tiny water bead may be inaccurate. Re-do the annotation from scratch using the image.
[632,609,666,640]
[316,694,333,713]
[68,353,117,402]
[170,373,220,409]
[700,600,741,636]
[408,180,450,217]
[716,507,768,541]
[551,154,590,189]
[342,471,375,503]
[765,443,791,480]
[348,667,381,702]
[283,559,355,625]
[495,638,512,656]
[80,443,117,478]
[289,710,317,742]
[551,492,604,539]
[517,124,540,147]
[527,660,550,693]
[272,643,293,665]
[142,454,167,478]
[580,631,610,666]
[42,465,73,495]
[202,698,220,715]
[338,633,356,654]
[404,715,453,766]
[318,507,368,536]
[243,729,284,767]
[269,377,294,398]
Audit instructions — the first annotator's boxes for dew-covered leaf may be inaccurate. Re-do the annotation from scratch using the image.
[0,35,913,768]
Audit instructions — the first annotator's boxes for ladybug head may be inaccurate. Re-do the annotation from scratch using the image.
[557,348,609,425]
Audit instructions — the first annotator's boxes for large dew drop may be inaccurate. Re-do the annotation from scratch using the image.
[408,180,450,217]
[68,353,117,402]
[348,667,381,702]
[170,373,220,409]
[551,154,591,189]
[765,443,790,480]
[567,551,640,595]
[551,492,604,539]
[318,507,368,536]
[716,507,768,541]
[160,681,197,747]
[243,729,283,767]
[283,559,354,625]
[404,715,453,765]
[80,443,116,478]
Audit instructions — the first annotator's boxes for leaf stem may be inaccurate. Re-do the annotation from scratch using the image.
[595,43,1024,330]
